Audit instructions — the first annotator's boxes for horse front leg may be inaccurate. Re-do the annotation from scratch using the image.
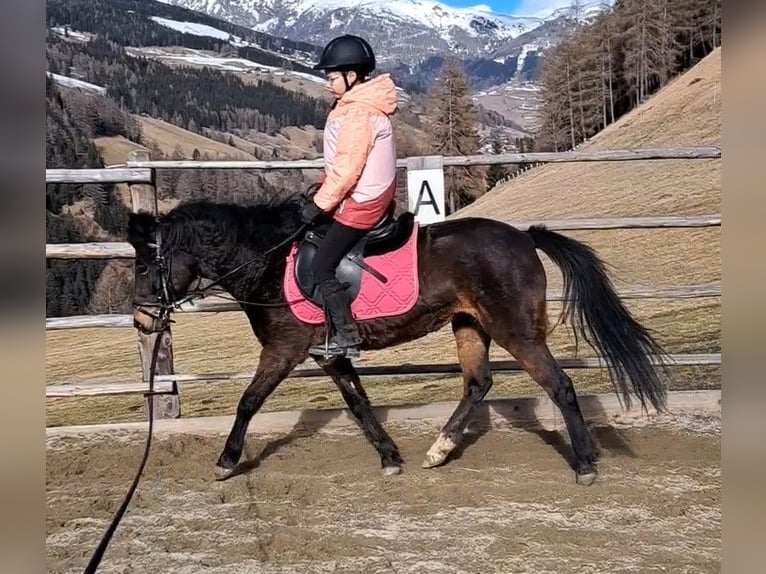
[216,346,305,477]
[316,356,404,475]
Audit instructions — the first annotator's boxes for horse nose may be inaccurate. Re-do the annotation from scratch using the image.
[132,306,157,333]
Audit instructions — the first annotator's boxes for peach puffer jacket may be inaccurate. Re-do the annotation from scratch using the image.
[313,73,399,229]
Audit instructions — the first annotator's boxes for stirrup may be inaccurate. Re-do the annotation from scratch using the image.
[308,342,360,359]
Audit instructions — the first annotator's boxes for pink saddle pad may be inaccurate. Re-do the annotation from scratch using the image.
[284,223,420,324]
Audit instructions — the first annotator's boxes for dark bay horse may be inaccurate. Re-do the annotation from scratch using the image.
[128,198,669,485]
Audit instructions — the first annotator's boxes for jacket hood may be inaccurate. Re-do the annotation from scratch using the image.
[339,73,398,115]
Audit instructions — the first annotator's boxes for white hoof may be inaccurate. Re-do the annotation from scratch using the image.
[422,453,448,468]
[422,434,457,468]
[382,465,402,476]
[576,471,598,486]
[215,465,236,481]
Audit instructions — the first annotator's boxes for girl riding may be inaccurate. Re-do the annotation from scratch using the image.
[300,34,399,359]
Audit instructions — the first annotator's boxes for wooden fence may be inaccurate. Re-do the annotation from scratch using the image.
[46,146,722,420]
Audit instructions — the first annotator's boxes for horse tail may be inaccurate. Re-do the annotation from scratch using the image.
[526,224,669,412]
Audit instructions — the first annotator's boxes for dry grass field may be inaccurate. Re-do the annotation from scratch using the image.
[46,49,721,428]
[92,115,322,215]
[96,116,321,166]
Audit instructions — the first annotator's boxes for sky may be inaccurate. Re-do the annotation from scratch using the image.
[442,0,577,18]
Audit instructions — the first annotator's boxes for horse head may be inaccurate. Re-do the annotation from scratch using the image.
[126,211,200,333]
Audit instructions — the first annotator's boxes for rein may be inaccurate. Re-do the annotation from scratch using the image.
[82,330,169,574]
[83,220,308,573]
[175,222,308,309]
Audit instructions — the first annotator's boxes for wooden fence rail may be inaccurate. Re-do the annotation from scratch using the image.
[45,214,722,260]
[120,146,721,170]
[45,353,722,398]
[45,146,721,184]
[45,282,722,331]
[45,168,153,184]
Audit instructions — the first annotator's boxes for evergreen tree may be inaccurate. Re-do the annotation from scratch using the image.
[424,57,486,214]
[536,0,720,152]
[485,128,509,190]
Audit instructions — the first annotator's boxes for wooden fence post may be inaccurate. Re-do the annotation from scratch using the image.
[128,149,180,419]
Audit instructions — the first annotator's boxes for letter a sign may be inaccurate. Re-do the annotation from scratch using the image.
[406,156,446,224]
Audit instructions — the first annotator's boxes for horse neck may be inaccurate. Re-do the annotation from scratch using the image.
[187,220,290,302]
[164,201,300,301]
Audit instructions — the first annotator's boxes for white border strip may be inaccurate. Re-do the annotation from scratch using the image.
[46,390,720,438]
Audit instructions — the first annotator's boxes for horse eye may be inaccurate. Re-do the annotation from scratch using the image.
[135,263,149,276]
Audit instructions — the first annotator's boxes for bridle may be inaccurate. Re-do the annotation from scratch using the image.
[131,218,175,333]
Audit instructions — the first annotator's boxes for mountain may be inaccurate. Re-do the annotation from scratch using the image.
[157,0,609,66]
[157,0,536,63]
[152,0,609,128]
[46,0,534,134]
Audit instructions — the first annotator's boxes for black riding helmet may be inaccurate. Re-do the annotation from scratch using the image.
[314,34,376,79]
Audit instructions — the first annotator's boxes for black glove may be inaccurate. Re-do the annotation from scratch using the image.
[300,200,323,225]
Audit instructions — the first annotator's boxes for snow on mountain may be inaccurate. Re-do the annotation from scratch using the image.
[515,43,536,75]
[275,0,537,39]
[125,44,326,84]
[158,0,536,36]
[547,1,610,22]
[154,0,612,70]
[47,72,107,95]
[155,0,554,64]
[149,16,234,41]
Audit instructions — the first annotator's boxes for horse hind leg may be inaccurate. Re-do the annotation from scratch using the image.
[473,261,598,485]
[496,334,598,485]
[423,313,492,469]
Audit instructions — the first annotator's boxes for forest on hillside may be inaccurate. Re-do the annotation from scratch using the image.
[46,0,322,72]
[46,34,328,135]
[536,0,721,151]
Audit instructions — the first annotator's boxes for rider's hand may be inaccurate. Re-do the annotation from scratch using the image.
[300,201,323,225]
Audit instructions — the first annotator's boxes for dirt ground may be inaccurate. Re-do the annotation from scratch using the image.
[46,412,720,574]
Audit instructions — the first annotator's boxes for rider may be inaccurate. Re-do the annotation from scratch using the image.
[300,34,399,358]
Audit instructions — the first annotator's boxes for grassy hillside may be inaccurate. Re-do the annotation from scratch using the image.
[460,48,720,291]
[45,49,721,427]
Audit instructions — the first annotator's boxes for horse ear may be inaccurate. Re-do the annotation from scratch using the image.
[127,211,156,245]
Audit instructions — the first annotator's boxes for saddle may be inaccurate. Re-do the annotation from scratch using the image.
[294,210,416,307]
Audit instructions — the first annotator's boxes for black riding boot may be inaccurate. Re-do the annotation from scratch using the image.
[309,279,363,358]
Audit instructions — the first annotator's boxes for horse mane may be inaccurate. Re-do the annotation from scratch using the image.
[159,196,304,255]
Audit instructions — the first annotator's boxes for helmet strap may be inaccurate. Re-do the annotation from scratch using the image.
[340,70,369,92]
[342,71,353,92]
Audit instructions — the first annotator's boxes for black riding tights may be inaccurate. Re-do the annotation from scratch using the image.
[311,220,367,284]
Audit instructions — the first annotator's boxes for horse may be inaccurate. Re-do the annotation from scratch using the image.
[127,196,669,486]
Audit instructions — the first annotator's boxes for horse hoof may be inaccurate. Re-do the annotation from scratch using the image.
[215,465,236,481]
[382,465,402,476]
[576,471,598,486]
[421,452,448,469]
[422,434,456,468]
